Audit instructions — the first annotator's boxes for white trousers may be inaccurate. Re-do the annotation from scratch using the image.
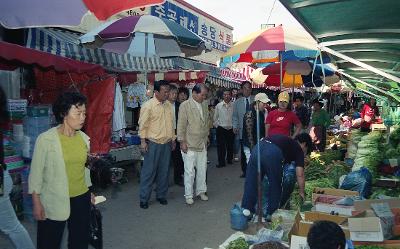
[181,149,207,198]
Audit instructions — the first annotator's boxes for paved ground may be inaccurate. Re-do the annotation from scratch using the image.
[0,147,246,249]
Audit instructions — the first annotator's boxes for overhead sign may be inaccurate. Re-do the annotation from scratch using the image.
[150,0,233,52]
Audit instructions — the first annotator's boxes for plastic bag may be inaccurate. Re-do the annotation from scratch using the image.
[246,228,284,245]
[89,204,103,249]
[230,203,248,231]
[339,167,372,198]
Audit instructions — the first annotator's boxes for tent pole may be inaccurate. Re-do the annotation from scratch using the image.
[145,33,148,88]
[280,53,283,90]
[256,101,262,225]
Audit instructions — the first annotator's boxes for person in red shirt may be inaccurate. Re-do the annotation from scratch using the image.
[360,97,380,131]
[265,92,302,138]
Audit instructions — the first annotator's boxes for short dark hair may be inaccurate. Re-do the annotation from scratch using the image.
[241,81,251,89]
[312,98,324,107]
[53,92,87,124]
[192,83,208,94]
[169,84,178,91]
[178,86,189,96]
[295,95,304,102]
[223,88,232,94]
[154,80,170,92]
[307,221,346,249]
[294,133,313,155]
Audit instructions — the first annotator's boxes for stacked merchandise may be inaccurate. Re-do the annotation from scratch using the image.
[23,105,51,159]
[352,131,384,179]
[346,129,367,159]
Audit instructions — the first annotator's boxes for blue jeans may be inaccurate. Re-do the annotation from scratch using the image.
[241,140,284,215]
[139,141,172,202]
[233,135,240,155]
[262,163,297,216]
[0,171,35,249]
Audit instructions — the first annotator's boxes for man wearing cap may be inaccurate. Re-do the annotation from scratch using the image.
[265,92,302,138]
[242,93,270,164]
[232,81,254,178]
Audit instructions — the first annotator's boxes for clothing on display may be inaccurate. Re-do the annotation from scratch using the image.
[113,83,126,132]
[126,83,147,108]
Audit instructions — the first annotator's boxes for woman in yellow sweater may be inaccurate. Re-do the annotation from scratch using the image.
[29,92,93,249]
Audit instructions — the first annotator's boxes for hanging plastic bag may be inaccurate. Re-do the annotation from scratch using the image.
[339,167,372,198]
[89,204,103,249]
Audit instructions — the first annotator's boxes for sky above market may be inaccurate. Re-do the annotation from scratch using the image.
[186,0,304,41]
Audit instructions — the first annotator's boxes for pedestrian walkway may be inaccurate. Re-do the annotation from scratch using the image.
[0,147,245,249]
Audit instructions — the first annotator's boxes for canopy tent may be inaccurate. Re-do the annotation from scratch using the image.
[117,70,208,85]
[0,40,103,74]
[279,0,400,102]
[26,28,174,72]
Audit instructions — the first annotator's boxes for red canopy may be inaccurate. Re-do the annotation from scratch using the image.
[0,41,104,74]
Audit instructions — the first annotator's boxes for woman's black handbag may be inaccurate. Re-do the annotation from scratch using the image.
[89,204,103,249]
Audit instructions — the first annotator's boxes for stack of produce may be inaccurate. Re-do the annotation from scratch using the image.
[290,150,351,209]
[352,131,384,179]
[383,126,400,159]
[347,129,367,159]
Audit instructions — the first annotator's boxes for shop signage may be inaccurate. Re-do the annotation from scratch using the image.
[150,0,233,52]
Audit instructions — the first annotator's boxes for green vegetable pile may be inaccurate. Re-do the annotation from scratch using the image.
[290,178,335,210]
[347,130,367,159]
[370,186,400,199]
[352,131,384,179]
[226,238,249,249]
[384,126,400,159]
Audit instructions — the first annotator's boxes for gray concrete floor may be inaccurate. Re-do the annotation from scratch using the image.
[0,147,246,249]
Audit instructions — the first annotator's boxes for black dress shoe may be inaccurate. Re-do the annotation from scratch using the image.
[140,202,149,209]
[157,198,168,205]
[227,161,233,165]
[216,164,226,168]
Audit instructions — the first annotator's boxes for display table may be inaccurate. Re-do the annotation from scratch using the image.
[109,145,143,162]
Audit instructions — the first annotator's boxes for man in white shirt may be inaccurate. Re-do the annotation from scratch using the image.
[213,89,234,168]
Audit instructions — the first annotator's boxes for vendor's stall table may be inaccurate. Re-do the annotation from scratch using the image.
[109,145,142,162]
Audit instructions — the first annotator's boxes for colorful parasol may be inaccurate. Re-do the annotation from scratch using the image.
[79,15,208,57]
[0,0,165,29]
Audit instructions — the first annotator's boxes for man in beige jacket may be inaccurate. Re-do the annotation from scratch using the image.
[177,83,209,205]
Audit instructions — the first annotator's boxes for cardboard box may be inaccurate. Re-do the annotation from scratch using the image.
[348,203,395,242]
[312,188,359,197]
[354,198,400,211]
[290,235,309,249]
[353,240,400,249]
[315,202,354,216]
[289,211,351,241]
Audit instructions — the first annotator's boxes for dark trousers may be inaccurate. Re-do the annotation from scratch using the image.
[241,140,284,215]
[172,141,184,183]
[37,191,91,249]
[139,141,171,202]
[240,140,247,175]
[216,126,234,166]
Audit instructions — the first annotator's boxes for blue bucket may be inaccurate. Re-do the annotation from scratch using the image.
[230,203,248,231]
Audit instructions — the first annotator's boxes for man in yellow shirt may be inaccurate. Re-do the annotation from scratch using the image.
[138,80,176,209]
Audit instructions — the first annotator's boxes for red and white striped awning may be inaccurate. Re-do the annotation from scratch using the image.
[117,70,208,86]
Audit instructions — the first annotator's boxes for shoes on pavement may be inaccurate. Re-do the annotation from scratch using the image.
[216,164,226,168]
[234,157,239,162]
[240,174,246,178]
[140,202,149,209]
[156,198,168,205]
[186,198,194,205]
[227,161,233,165]
[207,160,211,164]
[199,193,208,201]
